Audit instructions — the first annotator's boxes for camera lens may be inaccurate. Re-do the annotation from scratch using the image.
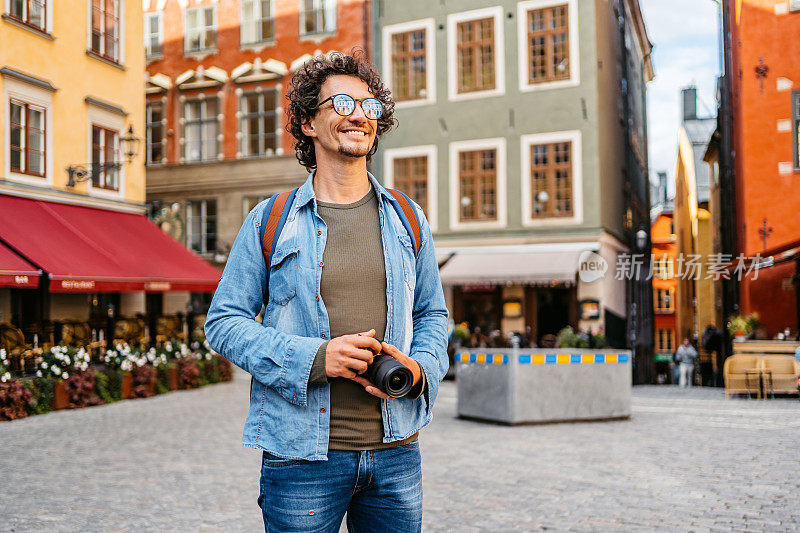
[366,353,414,398]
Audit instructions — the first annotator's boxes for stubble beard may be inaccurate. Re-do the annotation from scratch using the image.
[337,138,373,159]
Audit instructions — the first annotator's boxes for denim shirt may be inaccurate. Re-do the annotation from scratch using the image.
[205,172,449,460]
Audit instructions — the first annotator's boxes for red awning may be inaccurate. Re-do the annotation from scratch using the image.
[0,195,221,292]
[0,240,40,288]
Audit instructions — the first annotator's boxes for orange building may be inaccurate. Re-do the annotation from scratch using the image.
[726,0,800,336]
[651,209,678,382]
[143,0,370,284]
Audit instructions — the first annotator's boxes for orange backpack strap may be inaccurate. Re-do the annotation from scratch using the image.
[387,189,421,256]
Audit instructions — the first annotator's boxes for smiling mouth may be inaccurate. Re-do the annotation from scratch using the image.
[340,130,368,137]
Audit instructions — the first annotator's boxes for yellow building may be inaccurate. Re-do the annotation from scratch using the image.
[0,1,144,207]
[673,87,718,384]
[0,2,218,350]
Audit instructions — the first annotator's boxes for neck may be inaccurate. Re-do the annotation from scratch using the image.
[313,154,371,203]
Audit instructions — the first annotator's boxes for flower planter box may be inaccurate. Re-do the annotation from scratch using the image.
[167,367,179,390]
[456,349,632,425]
[121,372,132,399]
[52,380,69,410]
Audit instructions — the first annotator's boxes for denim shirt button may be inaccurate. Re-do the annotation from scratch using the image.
[315,295,320,301]
[319,261,324,267]
[320,407,326,413]
[317,230,321,236]
[321,333,327,339]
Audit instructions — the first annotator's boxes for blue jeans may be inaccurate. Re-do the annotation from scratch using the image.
[258,441,423,532]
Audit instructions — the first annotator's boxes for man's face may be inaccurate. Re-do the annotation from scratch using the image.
[302,75,378,161]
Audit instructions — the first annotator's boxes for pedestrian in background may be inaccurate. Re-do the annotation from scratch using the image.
[675,338,698,388]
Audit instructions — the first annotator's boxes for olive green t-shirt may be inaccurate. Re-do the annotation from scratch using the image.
[309,186,422,450]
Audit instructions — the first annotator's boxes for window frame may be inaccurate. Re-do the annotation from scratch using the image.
[186,198,217,256]
[521,130,583,227]
[144,11,162,58]
[184,5,217,55]
[654,287,675,313]
[145,100,166,165]
[3,76,53,186]
[8,98,46,178]
[517,0,580,92]
[7,0,47,32]
[240,0,274,46]
[90,123,120,191]
[448,138,506,230]
[181,95,220,163]
[383,145,438,232]
[653,255,674,280]
[237,88,280,158]
[299,0,336,37]
[382,18,436,108]
[89,0,121,63]
[656,328,674,353]
[446,6,504,102]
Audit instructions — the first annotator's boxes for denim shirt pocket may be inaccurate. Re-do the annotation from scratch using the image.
[268,243,300,305]
[397,234,417,292]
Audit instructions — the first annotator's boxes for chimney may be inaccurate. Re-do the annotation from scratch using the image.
[657,171,668,204]
[682,86,697,121]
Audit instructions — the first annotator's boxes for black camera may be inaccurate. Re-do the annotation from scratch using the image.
[365,350,413,398]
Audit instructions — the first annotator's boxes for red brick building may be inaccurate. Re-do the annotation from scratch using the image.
[726,0,800,336]
[143,0,370,299]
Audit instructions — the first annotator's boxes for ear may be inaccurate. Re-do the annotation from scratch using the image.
[301,119,317,138]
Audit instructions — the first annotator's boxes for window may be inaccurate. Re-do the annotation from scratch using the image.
[91,124,119,190]
[447,7,504,101]
[791,0,800,12]
[656,329,674,353]
[183,98,218,162]
[391,30,427,101]
[653,256,674,280]
[8,0,46,30]
[243,195,268,221]
[655,288,674,312]
[456,17,495,94]
[185,6,216,53]
[458,149,497,222]
[144,12,162,58]
[91,0,120,61]
[240,91,278,157]
[241,0,273,44]
[526,4,569,84]
[793,91,800,170]
[187,199,217,255]
[9,99,45,177]
[530,141,573,218]
[300,0,335,35]
[393,156,428,216]
[146,102,164,165]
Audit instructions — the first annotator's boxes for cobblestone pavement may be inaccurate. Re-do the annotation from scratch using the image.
[2,370,799,532]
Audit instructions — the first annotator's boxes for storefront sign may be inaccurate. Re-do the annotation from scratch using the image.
[14,276,29,285]
[578,299,600,320]
[145,281,172,291]
[60,280,95,290]
[654,353,673,362]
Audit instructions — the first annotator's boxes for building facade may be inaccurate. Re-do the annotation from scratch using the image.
[0,0,218,350]
[143,0,371,289]
[373,0,654,376]
[722,0,800,337]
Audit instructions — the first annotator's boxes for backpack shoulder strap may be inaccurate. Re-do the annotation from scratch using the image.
[260,188,299,303]
[387,188,421,256]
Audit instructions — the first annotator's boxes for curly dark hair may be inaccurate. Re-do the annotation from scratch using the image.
[286,50,396,171]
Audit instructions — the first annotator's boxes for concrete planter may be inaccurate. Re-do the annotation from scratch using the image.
[456,349,632,425]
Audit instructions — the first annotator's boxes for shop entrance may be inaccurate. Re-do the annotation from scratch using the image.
[524,286,578,346]
[453,285,501,335]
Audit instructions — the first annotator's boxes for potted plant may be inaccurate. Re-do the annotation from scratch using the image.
[103,343,139,399]
[36,345,91,409]
[728,313,759,342]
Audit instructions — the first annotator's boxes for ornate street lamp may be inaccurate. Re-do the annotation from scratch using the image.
[66,125,141,187]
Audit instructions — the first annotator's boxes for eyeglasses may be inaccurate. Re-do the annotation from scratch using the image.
[318,94,384,120]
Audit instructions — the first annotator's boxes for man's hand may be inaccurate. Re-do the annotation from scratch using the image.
[325,329,382,379]
[352,341,422,399]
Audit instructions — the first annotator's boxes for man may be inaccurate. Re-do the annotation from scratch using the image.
[674,338,698,388]
[205,52,448,532]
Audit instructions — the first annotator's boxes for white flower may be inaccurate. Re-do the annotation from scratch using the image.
[53,368,61,376]
[42,362,48,369]
[62,372,69,379]
[36,370,43,378]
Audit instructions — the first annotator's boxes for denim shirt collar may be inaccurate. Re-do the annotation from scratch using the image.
[292,170,395,215]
